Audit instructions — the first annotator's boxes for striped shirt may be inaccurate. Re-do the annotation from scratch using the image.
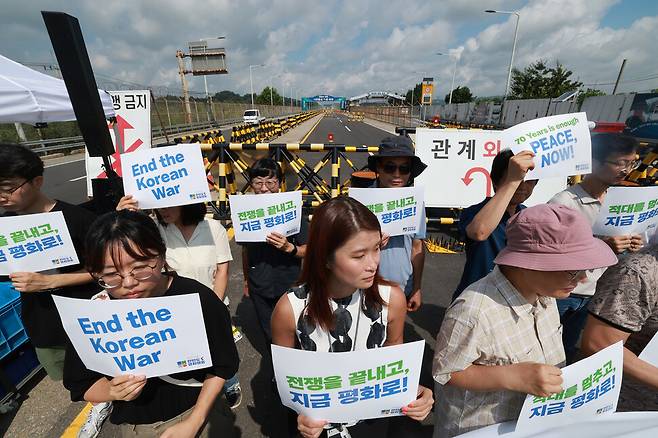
[433,266,565,437]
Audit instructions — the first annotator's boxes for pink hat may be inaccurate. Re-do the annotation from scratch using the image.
[494,204,617,271]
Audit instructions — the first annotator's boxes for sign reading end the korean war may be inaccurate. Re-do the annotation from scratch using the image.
[515,341,623,434]
[54,294,212,378]
[0,211,79,275]
[229,191,303,242]
[506,112,592,180]
[120,144,211,209]
[272,341,424,423]
[348,187,423,236]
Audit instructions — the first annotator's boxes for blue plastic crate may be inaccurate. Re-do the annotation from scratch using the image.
[0,343,41,401]
[0,283,26,361]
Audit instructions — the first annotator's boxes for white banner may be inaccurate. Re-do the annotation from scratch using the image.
[54,294,212,378]
[272,341,424,423]
[515,342,623,435]
[86,90,152,196]
[592,186,658,237]
[229,191,303,242]
[415,128,566,209]
[0,211,79,275]
[506,113,592,180]
[120,144,211,209]
[348,187,423,236]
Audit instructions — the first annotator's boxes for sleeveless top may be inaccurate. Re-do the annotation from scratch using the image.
[287,284,391,352]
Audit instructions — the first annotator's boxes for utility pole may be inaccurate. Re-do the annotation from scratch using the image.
[612,59,627,95]
[176,50,192,124]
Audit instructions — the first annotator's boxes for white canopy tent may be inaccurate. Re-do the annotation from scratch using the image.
[0,53,115,125]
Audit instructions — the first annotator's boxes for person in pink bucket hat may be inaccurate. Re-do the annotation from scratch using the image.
[432,204,617,437]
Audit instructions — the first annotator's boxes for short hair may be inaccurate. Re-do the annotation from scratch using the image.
[0,143,44,183]
[591,133,639,163]
[85,210,166,274]
[249,158,282,182]
[154,203,207,227]
[490,149,515,188]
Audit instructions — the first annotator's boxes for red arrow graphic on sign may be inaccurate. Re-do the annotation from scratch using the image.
[97,115,144,178]
[461,167,492,197]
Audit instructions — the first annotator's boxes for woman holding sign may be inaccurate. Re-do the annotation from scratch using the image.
[63,210,239,438]
[271,196,433,438]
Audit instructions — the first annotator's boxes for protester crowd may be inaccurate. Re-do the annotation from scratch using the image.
[1,130,657,438]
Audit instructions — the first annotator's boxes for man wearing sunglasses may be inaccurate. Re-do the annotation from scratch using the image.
[367,135,427,311]
[0,144,100,382]
[549,132,640,362]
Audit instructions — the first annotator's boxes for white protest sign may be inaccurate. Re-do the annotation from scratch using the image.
[592,186,658,237]
[229,191,302,242]
[506,112,592,180]
[456,412,658,437]
[86,90,152,196]
[121,144,211,209]
[54,294,212,378]
[272,341,424,423]
[639,331,658,367]
[348,187,423,236]
[0,211,79,275]
[515,341,623,435]
[414,128,566,208]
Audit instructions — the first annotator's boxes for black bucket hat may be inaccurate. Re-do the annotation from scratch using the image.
[367,135,427,179]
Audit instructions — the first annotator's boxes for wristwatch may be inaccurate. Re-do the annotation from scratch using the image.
[288,244,298,257]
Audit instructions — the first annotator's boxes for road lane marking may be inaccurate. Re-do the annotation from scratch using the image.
[344,126,351,132]
[300,114,325,144]
[68,176,86,182]
[45,157,85,168]
[62,402,92,438]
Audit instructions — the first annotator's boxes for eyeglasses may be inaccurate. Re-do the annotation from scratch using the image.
[380,163,411,175]
[0,178,32,197]
[95,262,160,289]
[251,179,279,189]
[566,270,586,282]
[604,159,639,170]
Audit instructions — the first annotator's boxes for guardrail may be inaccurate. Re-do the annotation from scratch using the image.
[19,115,307,155]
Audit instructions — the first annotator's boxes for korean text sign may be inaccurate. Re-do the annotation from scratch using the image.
[86,90,152,196]
[506,112,592,180]
[54,294,212,378]
[229,191,302,242]
[592,186,658,237]
[349,187,423,236]
[121,144,211,209]
[0,211,79,275]
[272,341,424,423]
[414,128,566,208]
[515,341,623,434]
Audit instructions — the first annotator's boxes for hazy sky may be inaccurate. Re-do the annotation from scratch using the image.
[2,0,657,100]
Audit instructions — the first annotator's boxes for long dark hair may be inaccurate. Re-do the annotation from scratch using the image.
[154,203,207,227]
[85,210,167,274]
[299,196,387,331]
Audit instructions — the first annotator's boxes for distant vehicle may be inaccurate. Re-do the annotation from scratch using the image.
[243,109,265,124]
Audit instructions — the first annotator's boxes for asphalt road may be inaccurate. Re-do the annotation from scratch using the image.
[42,156,89,206]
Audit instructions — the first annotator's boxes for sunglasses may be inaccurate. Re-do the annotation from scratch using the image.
[380,163,411,175]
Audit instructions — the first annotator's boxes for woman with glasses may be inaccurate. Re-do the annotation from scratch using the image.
[63,210,239,438]
[271,196,433,438]
[241,158,309,344]
[115,197,244,409]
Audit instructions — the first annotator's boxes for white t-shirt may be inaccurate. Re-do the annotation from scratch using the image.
[549,184,605,297]
[157,219,232,292]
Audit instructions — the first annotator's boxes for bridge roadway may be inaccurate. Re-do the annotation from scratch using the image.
[2,113,654,437]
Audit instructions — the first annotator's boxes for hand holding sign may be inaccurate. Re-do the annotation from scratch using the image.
[508,363,564,398]
[121,144,211,210]
[505,112,592,180]
[503,151,536,185]
[109,374,147,401]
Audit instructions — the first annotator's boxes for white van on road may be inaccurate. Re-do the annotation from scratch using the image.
[243,109,265,124]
